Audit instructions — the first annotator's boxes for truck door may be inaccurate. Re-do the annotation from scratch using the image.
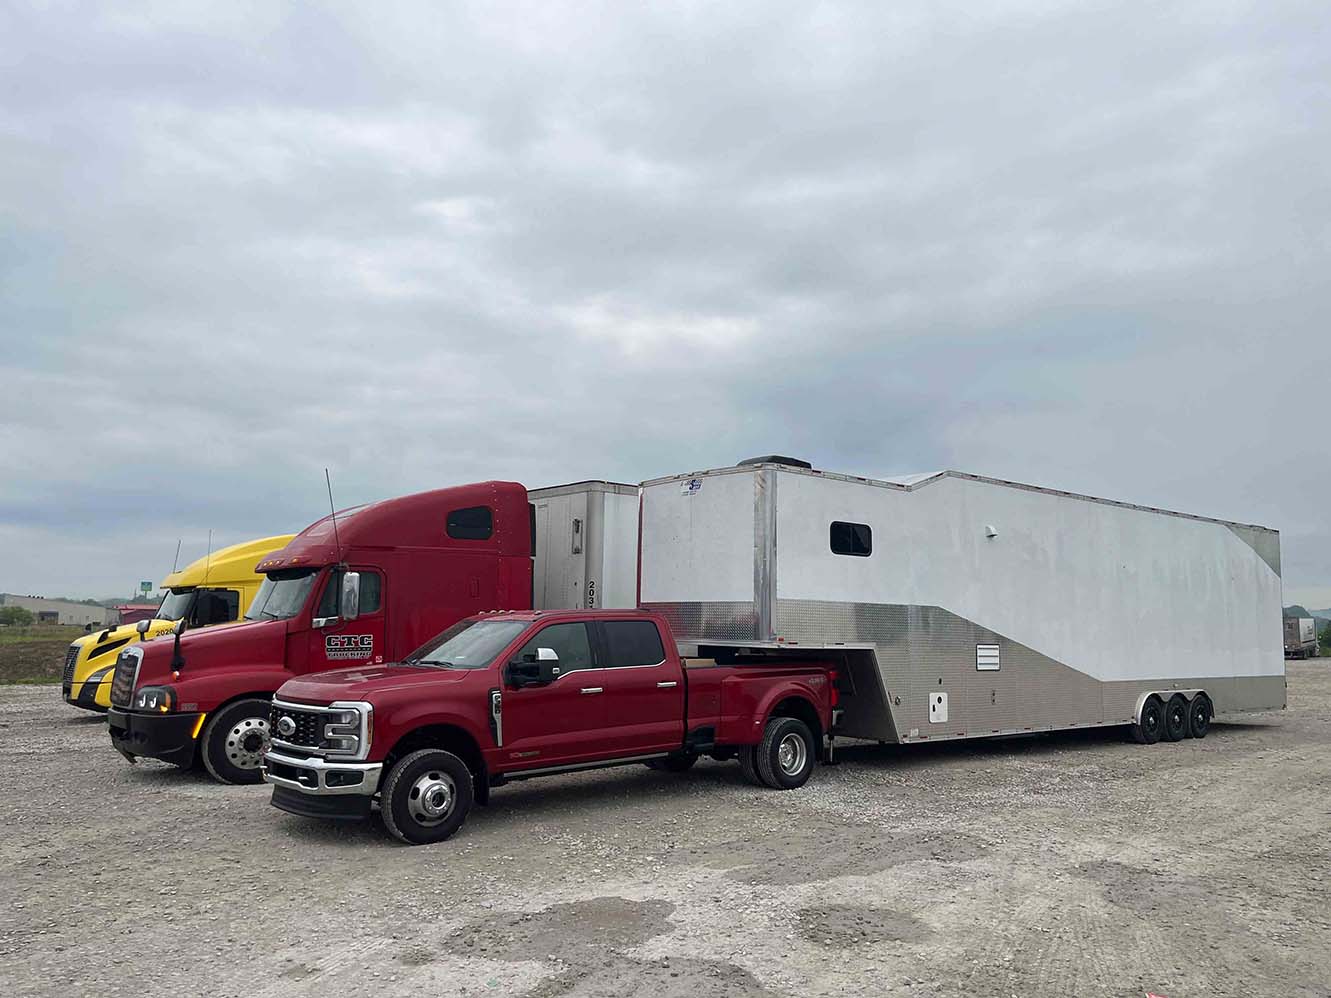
[500,621,608,767]
[592,619,684,755]
[305,569,387,672]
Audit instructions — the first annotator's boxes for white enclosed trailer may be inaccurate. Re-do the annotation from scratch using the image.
[639,458,1284,745]
[529,481,639,611]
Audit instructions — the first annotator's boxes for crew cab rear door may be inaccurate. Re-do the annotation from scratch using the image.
[591,619,684,755]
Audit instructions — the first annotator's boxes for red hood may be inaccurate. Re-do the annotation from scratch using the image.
[277,664,476,703]
[132,617,289,685]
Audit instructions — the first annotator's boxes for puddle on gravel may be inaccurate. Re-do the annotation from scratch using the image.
[522,955,781,998]
[691,824,986,885]
[797,902,934,946]
[444,896,675,963]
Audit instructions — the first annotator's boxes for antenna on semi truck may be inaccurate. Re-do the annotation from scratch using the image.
[202,529,213,585]
[325,469,344,565]
[171,538,182,574]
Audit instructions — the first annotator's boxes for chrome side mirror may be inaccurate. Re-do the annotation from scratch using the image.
[135,619,151,637]
[341,571,361,622]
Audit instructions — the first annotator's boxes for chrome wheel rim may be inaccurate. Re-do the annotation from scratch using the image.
[408,771,456,826]
[226,717,270,770]
[777,733,807,776]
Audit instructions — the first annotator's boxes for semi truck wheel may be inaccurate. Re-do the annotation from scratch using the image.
[381,749,473,845]
[754,717,816,790]
[201,698,272,784]
[1132,695,1165,744]
[1162,695,1188,742]
[1187,694,1213,739]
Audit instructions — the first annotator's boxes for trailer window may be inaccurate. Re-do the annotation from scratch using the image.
[601,621,665,668]
[447,505,493,541]
[830,521,872,557]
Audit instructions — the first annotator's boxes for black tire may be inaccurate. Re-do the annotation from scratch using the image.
[1187,694,1212,739]
[646,753,698,773]
[737,745,764,786]
[1162,695,1188,742]
[201,697,272,784]
[381,749,473,845]
[1132,694,1165,745]
[754,716,817,790]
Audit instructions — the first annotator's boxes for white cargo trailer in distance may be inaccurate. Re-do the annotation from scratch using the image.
[1283,616,1319,659]
[639,458,1284,746]
[529,481,639,611]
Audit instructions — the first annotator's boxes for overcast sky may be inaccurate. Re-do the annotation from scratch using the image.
[2,1,1328,608]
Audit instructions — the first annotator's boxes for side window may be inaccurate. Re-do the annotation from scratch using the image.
[192,589,240,626]
[830,521,872,557]
[317,570,383,617]
[515,622,595,674]
[447,506,493,540]
[601,621,665,668]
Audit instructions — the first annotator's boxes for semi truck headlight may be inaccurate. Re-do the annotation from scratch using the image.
[322,709,361,754]
[133,686,176,713]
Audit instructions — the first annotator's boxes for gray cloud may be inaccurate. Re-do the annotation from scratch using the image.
[1,1,1328,606]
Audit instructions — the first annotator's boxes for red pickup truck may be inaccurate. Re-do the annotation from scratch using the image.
[262,610,841,844]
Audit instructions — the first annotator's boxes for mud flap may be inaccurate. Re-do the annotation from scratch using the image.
[117,748,138,765]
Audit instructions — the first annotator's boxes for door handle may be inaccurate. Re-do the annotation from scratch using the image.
[580,687,603,695]
[656,681,678,688]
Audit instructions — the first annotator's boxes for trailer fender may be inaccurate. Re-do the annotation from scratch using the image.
[1132,689,1205,724]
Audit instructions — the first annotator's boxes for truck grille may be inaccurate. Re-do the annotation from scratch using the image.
[110,649,141,707]
[62,646,79,695]
[269,703,325,749]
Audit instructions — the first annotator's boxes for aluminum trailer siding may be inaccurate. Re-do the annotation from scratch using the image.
[639,462,1283,744]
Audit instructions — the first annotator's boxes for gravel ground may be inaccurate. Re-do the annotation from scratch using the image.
[2,665,1329,998]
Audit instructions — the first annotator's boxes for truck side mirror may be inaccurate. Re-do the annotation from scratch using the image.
[341,571,360,622]
[136,619,151,637]
[505,648,560,688]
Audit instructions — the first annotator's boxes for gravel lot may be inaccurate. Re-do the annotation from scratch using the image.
[2,665,1329,998]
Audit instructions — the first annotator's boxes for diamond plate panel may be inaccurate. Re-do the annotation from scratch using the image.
[641,601,759,644]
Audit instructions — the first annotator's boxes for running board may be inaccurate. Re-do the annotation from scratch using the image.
[495,752,669,783]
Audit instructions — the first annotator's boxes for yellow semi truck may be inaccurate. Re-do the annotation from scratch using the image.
[62,534,293,712]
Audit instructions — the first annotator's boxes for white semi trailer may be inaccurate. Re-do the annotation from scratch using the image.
[639,457,1284,746]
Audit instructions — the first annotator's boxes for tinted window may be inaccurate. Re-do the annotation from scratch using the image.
[830,521,872,557]
[192,588,239,626]
[516,622,595,674]
[602,621,665,667]
[316,570,383,617]
[447,505,493,540]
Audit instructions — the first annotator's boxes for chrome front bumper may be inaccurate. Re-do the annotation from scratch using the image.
[261,748,383,796]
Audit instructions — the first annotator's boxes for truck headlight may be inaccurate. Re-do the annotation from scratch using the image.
[133,686,176,713]
[322,708,362,754]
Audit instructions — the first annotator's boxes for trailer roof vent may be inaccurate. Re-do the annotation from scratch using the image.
[737,455,813,469]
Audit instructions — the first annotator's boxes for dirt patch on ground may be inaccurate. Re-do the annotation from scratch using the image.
[797,903,934,946]
[449,897,675,963]
[523,956,781,998]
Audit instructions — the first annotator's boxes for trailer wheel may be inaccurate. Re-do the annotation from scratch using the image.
[737,746,764,786]
[1132,695,1165,744]
[1187,694,1213,739]
[381,749,473,845]
[1162,695,1188,742]
[754,717,816,790]
[201,698,272,784]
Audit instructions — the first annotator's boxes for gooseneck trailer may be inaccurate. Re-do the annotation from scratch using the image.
[639,458,1284,746]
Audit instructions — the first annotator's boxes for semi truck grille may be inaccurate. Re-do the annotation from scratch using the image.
[109,649,141,707]
[269,703,324,749]
[62,646,79,694]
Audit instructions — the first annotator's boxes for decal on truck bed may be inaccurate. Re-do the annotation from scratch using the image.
[325,634,374,661]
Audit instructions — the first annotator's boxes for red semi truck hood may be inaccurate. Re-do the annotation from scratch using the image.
[131,617,289,686]
[277,664,474,703]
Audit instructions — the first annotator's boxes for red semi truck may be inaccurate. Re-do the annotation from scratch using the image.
[106,480,636,784]
[262,609,841,843]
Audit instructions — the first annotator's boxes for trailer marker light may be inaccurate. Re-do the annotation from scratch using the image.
[191,714,207,739]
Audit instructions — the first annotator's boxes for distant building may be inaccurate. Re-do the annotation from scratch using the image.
[114,603,161,626]
[0,594,116,627]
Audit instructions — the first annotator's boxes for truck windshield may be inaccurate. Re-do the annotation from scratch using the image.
[244,570,318,622]
[155,589,194,621]
[407,619,529,670]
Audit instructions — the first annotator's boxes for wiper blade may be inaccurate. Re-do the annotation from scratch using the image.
[413,659,456,669]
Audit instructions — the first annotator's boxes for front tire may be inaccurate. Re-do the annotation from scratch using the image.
[754,717,817,790]
[201,698,272,784]
[381,749,474,845]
